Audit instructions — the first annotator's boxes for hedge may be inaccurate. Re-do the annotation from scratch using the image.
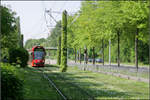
[9,47,29,67]
[1,63,24,100]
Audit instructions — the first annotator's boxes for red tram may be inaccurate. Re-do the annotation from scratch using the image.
[29,46,46,67]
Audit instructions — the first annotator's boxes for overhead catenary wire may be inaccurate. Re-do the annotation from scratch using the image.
[45,9,58,24]
[55,1,67,19]
[68,12,80,27]
[42,1,56,37]
[45,10,81,28]
[25,11,45,38]
[42,1,82,30]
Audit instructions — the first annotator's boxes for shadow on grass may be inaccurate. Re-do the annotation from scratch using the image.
[45,64,59,68]
[46,71,132,99]
[87,88,130,98]
[25,64,134,99]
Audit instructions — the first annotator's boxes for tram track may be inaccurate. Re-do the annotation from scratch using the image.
[35,68,67,100]
[34,67,95,100]
[49,72,95,100]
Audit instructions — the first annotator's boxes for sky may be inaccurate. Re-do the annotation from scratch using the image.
[1,1,81,44]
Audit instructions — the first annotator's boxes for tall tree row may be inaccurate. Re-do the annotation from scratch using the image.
[66,1,149,66]
[24,1,149,66]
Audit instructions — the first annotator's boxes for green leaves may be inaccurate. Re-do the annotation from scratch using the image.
[1,5,22,60]
[9,47,29,67]
[25,38,47,49]
[61,10,68,72]
[67,1,149,48]
[65,1,149,64]
[57,36,61,65]
[1,63,24,100]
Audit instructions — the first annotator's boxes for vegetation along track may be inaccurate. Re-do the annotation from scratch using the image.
[34,67,95,100]
[35,68,67,100]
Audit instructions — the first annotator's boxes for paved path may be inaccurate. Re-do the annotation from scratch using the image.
[45,59,149,83]
[68,60,149,73]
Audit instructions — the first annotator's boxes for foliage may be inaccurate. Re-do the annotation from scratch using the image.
[25,38,47,49]
[61,10,68,72]
[66,1,149,64]
[24,21,61,49]
[9,47,29,67]
[22,66,62,99]
[57,36,61,65]
[24,1,149,65]
[33,65,149,99]
[1,5,19,59]
[1,63,24,100]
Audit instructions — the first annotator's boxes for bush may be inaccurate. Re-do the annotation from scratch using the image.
[9,47,29,67]
[1,63,24,100]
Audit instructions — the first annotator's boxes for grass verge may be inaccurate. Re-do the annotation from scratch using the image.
[44,65,149,99]
[8,64,149,99]
[17,66,62,100]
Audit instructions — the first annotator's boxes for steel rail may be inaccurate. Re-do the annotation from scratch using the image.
[55,74,95,100]
[42,68,94,100]
[36,68,67,100]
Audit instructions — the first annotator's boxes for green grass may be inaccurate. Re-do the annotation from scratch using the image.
[94,66,149,79]
[43,65,149,99]
[74,61,149,79]
[14,64,149,99]
[17,66,62,100]
[42,64,94,99]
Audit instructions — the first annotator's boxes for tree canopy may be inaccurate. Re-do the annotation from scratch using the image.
[1,5,20,59]
[25,1,149,64]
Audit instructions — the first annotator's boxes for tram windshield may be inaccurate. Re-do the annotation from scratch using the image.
[34,51,45,60]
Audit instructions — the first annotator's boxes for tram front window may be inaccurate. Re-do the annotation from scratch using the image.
[34,51,44,60]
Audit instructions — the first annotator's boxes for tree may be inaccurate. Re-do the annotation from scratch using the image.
[1,5,19,60]
[57,36,61,65]
[66,1,149,66]
[121,1,149,68]
[60,10,68,72]
[25,38,47,49]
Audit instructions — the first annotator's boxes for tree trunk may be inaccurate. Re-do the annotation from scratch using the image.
[135,28,138,69]
[78,50,79,61]
[102,40,104,65]
[79,48,81,64]
[109,39,111,65]
[93,47,95,64]
[84,46,88,64]
[117,30,120,67]
[75,48,76,63]
[85,47,88,64]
